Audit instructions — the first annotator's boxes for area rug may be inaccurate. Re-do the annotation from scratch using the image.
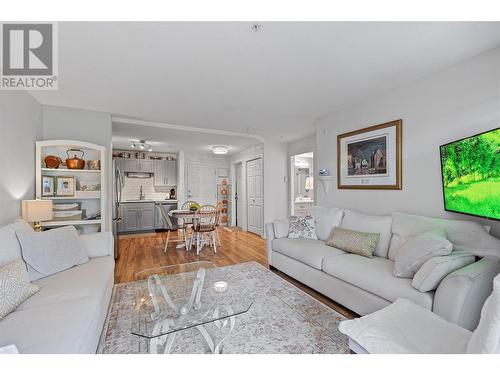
[97,261,349,354]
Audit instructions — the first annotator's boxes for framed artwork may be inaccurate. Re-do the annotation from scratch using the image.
[56,176,75,196]
[42,176,55,196]
[337,119,402,189]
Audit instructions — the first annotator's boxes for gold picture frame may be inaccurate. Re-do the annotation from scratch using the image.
[337,119,402,190]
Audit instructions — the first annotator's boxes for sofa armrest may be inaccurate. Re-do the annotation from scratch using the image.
[265,223,276,265]
[80,231,114,258]
[433,257,500,331]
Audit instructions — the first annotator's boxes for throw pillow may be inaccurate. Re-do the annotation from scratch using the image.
[0,219,33,267]
[393,229,453,278]
[308,206,344,241]
[340,209,392,258]
[411,251,476,292]
[0,258,40,319]
[16,226,89,281]
[326,227,380,257]
[287,216,318,240]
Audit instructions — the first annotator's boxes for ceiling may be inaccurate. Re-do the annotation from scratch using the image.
[112,121,261,155]
[31,22,500,142]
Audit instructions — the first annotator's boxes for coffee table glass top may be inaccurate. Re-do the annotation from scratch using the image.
[131,262,254,339]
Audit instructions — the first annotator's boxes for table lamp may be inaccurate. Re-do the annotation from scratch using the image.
[22,200,53,232]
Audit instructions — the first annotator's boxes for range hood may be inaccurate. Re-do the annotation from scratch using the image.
[126,172,152,179]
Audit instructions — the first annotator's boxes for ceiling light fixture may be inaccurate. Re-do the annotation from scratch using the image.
[130,140,152,152]
[212,145,229,155]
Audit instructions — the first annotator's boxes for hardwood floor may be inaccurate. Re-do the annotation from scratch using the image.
[114,227,356,319]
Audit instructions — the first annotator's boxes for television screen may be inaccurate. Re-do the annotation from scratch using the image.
[440,127,500,221]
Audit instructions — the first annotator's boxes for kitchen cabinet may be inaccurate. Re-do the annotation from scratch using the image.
[118,202,155,232]
[124,159,154,173]
[154,159,177,186]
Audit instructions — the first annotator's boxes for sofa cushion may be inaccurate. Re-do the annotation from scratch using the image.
[272,238,345,270]
[393,229,453,278]
[340,209,392,258]
[273,219,290,239]
[80,232,113,258]
[412,252,476,293]
[338,298,471,354]
[18,256,114,311]
[388,212,500,261]
[16,226,89,281]
[308,206,344,241]
[0,295,104,353]
[322,254,433,309]
[0,219,33,266]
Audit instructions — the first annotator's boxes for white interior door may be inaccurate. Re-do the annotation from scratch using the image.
[236,163,242,227]
[187,163,216,205]
[246,158,263,236]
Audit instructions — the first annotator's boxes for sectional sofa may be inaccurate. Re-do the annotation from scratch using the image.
[266,207,500,330]
[0,219,114,354]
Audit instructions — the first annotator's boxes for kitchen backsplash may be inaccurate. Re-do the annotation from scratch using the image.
[121,176,176,201]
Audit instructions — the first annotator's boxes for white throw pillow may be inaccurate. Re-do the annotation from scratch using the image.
[0,258,39,319]
[308,206,344,241]
[287,216,318,240]
[393,229,453,278]
[0,219,33,267]
[16,226,89,281]
[467,274,500,353]
[80,232,113,258]
[411,251,476,292]
[340,209,392,258]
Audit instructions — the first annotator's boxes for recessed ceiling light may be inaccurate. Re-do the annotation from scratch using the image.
[212,145,228,155]
[252,24,261,32]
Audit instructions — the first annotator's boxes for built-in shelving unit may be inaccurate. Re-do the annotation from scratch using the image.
[35,140,108,234]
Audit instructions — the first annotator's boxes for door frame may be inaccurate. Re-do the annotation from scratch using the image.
[234,162,242,227]
[246,157,263,236]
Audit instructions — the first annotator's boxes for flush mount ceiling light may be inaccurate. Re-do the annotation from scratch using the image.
[130,140,152,152]
[212,145,229,155]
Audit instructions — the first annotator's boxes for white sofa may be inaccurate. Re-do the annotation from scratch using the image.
[266,208,500,330]
[0,220,114,354]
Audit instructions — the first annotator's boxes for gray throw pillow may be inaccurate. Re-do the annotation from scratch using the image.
[326,227,380,257]
[16,226,89,281]
[288,216,318,240]
[393,229,453,278]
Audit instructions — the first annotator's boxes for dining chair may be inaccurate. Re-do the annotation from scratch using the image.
[159,205,185,253]
[192,205,218,255]
[214,202,225,246]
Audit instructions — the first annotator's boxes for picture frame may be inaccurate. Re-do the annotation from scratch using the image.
[337,119,402,190]
[56,176,75,196]
[42,176,55,197]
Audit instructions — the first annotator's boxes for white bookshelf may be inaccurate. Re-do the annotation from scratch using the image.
[36,140,108,234]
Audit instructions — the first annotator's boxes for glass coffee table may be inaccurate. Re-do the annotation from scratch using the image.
[131,262,254,354]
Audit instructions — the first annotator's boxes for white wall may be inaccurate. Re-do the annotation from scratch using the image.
[42,105,113,230]
[263,141,288,227]
[316,47,500,238]
[0,91,42,225]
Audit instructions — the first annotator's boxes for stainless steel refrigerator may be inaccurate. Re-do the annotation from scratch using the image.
[112,159,124,258]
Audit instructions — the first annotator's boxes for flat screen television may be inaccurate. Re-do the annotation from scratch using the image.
[440,127,500,221]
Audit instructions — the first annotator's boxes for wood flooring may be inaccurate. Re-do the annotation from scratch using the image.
[114,227,356,319]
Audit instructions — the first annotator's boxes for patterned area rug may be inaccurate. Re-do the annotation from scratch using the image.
[97,261,349,354]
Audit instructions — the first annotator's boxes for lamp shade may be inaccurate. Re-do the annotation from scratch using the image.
[22,200,53,222]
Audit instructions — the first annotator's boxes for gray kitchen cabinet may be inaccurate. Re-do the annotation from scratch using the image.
[153,159,177,186]
[124,159,155,173]
[118,202,155,232]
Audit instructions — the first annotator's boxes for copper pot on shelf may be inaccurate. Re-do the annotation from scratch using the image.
[44,155,62,169]
[66,149,86,169]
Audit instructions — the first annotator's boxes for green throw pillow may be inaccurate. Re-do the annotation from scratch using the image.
[326,227,380,257]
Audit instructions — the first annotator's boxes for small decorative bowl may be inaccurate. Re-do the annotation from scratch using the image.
[214,281,228,293]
